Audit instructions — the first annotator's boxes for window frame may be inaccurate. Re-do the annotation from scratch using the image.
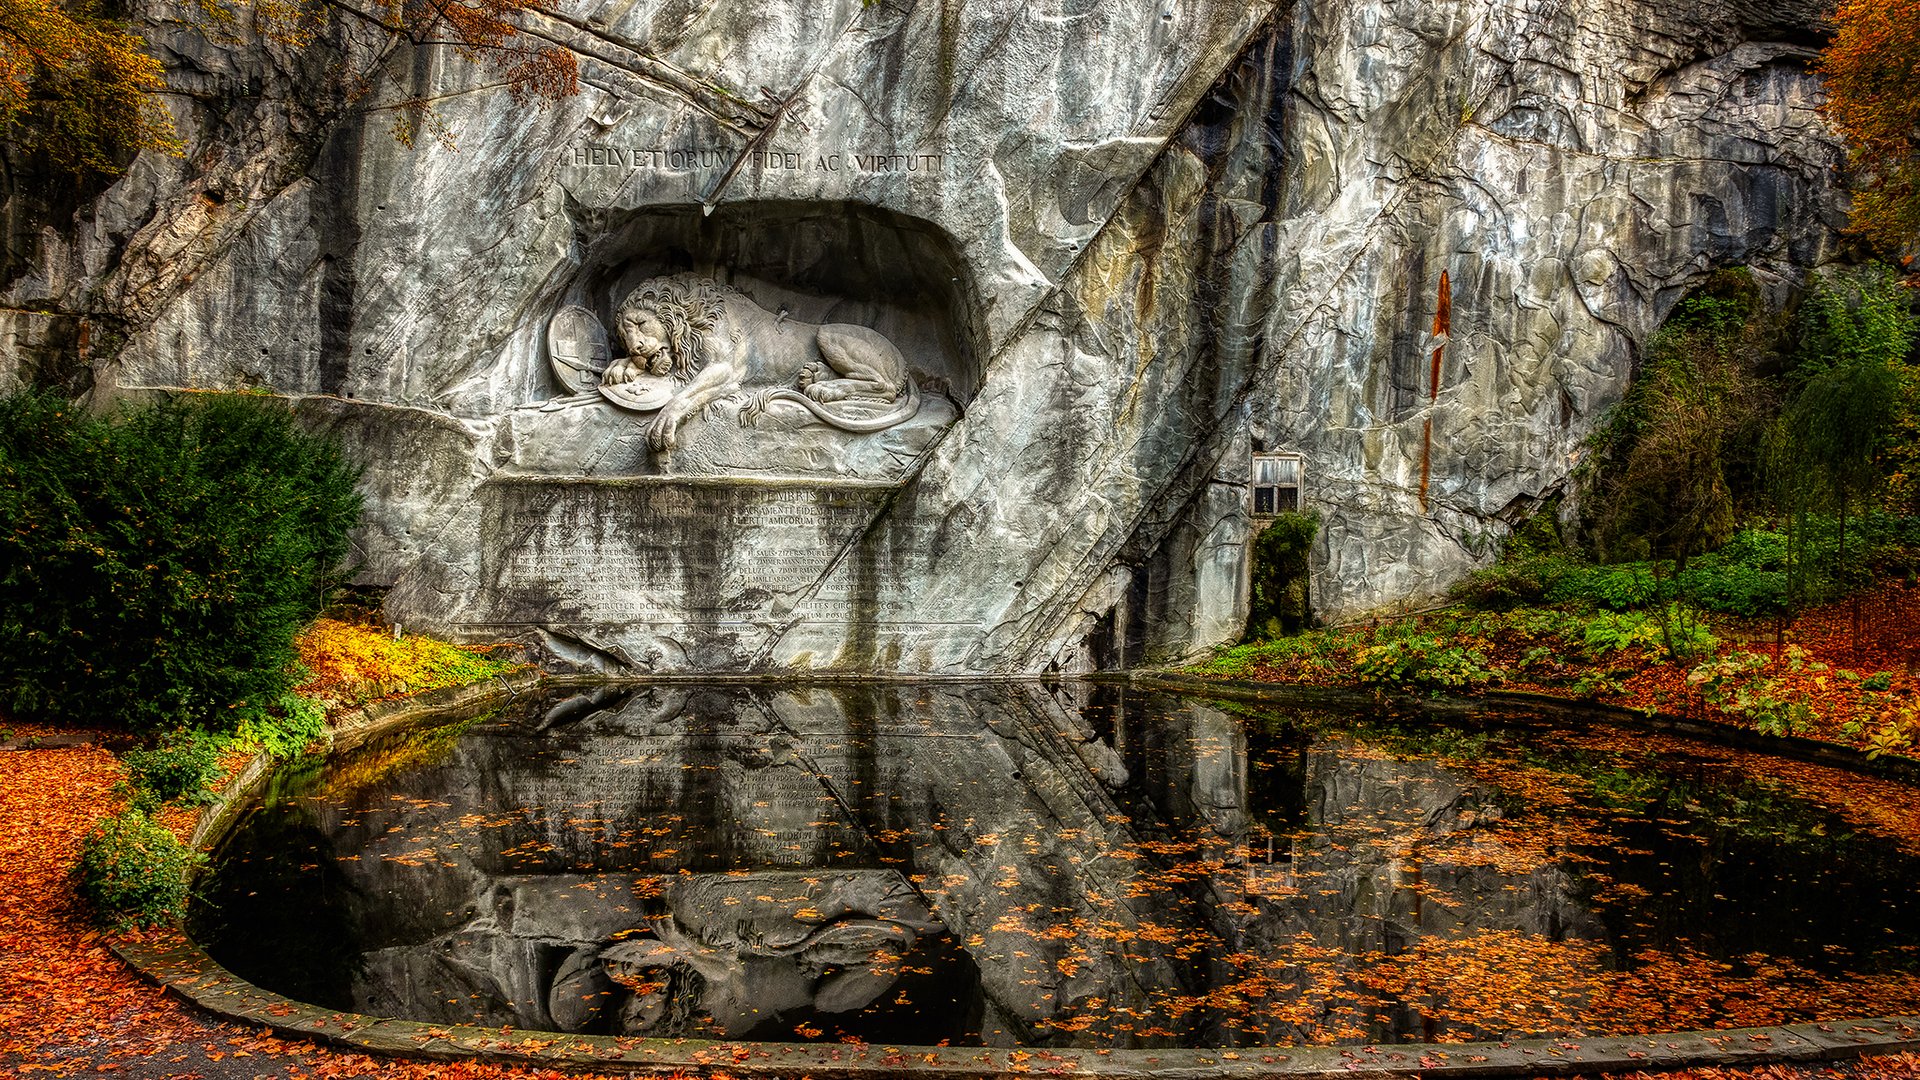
[1250,452,1303,519]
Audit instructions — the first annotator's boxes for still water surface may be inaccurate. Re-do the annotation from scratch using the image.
[192,683,1920,1048]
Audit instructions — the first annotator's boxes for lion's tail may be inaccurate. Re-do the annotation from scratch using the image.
[747,379,921,433]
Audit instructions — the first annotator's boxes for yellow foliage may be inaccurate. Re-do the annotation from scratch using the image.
[0,0,178,172]
[1,0,578,177]
[294,618,517,708]
[1821,0,1920,252]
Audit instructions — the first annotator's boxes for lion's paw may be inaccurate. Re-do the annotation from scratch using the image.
[646,412,679,451]
[739,391,772,426]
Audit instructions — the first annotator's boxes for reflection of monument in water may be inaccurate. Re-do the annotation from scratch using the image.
[201,686,1623,1047]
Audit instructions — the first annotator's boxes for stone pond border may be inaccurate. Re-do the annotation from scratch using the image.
[1129,672,1920,785]
[105,670,1920,1077]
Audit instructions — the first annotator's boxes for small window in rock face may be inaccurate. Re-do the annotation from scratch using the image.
[1251,453,1301,517]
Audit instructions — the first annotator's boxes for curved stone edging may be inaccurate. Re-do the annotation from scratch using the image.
[188,668,548,854]
[105,929,1920,1077]
[1130,672,1920,785]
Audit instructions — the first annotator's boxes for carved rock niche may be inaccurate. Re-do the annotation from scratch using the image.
[508,201,981,484]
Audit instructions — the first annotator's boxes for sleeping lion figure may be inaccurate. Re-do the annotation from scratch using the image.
[599,274,921,452]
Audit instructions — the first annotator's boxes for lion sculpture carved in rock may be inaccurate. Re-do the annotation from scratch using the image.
[598,274,920,452]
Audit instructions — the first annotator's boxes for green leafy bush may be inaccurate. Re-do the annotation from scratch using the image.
[1581,611,1664,656]
[1191,628,1352,681]
[72,809,202,929]
[1582,605,1717,660]
[122,729,225,809]
[1352,633,1498,693]
[0,391,362,731]
[1674,529,1790,616]
[1450,554,1582,610]
[1549,564,1664,611]
[233,691,329,761]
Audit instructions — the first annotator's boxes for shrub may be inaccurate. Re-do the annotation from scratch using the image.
[1571,669,1628,698]
[232,690,329,761]
[1582,604,1717,660]
[0,391,362,732]
[122,729,225,809]
[1549,564,1664,611]
[1352,632,1498,693]
[1450,502,1577,611]
[1450,554,1580,610]
[72,809,202,929]
[1190,628,1351,681]
[1675,529,1790,616]
[1689,648,1817,737]
[297,618,518,707]
[1866,709,1918,760]
[1581,611,1665,656]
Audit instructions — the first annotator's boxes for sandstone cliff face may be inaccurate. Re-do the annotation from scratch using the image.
[0,0,1848,671]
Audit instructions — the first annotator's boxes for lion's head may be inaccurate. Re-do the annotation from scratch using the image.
[614,275,727,380]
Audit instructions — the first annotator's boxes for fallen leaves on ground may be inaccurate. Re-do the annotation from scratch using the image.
[0,726,645,1078]
[1196,583,1920,763]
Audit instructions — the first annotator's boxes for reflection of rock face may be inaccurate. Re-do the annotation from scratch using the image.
[201,686,1652,1047]
[8,0,1850,667]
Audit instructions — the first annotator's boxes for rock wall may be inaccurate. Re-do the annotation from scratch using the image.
[0,0,1849,670]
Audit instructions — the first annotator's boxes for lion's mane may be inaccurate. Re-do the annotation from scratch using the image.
[616,275,729,380]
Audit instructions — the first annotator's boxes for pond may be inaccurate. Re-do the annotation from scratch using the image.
[190,682,1920,1049]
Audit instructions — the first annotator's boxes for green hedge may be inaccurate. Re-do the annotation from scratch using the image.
[0,391,361,731]
[122,728,226,810]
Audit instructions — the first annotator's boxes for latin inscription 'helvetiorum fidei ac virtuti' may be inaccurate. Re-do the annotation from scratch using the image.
[567,145,948,174]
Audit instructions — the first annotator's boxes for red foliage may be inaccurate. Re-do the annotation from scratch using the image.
[1821,0,1920,253]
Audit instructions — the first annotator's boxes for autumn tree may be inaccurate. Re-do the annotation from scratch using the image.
[1588,271,1776,568]
[1,0,577,176]
[258,0,579,146]
[0,0,177,173]
[1821,0,1920,253]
